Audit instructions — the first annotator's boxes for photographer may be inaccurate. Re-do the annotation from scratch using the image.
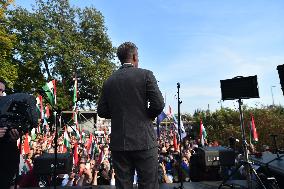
[0,80,21,189]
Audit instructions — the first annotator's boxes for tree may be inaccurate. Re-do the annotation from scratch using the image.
[0,0,18,89]
[8,0,116,109]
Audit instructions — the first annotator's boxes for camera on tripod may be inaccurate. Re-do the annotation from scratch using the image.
[0,93,38,135]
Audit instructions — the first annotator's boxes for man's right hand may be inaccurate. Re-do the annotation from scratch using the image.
[0,127,7,138]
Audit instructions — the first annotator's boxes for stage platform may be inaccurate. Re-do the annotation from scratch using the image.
[20,181,233,189]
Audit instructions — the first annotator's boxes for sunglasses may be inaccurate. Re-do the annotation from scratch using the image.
[0,89,5,92]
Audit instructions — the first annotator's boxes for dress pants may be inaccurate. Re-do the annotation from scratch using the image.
[0,141,20,189]
[112,147,158,189]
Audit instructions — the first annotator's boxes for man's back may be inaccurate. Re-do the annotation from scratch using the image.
[98,64,164,151]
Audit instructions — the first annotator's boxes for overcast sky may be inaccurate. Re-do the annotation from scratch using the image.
[16,0,284,114]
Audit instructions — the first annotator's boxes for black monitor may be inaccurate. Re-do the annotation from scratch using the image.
[220,76,259,100]
[277,64,284,95]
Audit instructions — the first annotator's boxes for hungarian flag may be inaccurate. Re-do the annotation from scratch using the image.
[42,80,56,105]
[86,134,93,155]
[23,133,30,154]
[200,119,207,146]
[173,133,178,151]
[97,148,104,165]
[40,105,50,134]
[30,128,36,140]
[63,127,71,149]
[36,95,43,119]
[73,77,78,106]
[250,114,258,143]
[73,78,78,124]
[73,142,79,166]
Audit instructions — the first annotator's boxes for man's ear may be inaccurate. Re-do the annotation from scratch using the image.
[133,54,137,62]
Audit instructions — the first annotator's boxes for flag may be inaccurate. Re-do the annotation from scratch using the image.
[23,133,30,154]
[40,105,50,134]
[172,115,186,139]
[73,142,79,166]
[156,111,167,138]
[97,148,104,165]
[45,105,50,118]
[73,77,78,106]
[157,111,167,125]
[173,133,178,151]
[42,80,56,105]
[86,134,93,155]
[72,78,79,127]
[36,95,43,119]
[31,128,36,140]
[167,105,172,117]
[250,114,258,143]
[167,105,186,139]
[19,155,33,175]
[200,119,207,146]
[63,127,71,149]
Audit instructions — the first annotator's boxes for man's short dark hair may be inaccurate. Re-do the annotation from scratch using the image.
[117,42,138,63]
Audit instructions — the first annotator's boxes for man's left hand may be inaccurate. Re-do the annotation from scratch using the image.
[9,129,20,141]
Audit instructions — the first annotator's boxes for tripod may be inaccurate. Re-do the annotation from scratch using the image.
[219,99,267,189]
[174,82,184,189]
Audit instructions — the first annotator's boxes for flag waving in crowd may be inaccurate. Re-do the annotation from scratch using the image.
[42,80,56,106]
[156,111,167,138]
[200,119,207,146]
[250,114,259,143]
[167,105,186,140]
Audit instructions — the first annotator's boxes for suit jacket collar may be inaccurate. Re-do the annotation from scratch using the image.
[120,63,134,69]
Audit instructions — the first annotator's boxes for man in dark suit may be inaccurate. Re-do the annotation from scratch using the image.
[97,42,164,189]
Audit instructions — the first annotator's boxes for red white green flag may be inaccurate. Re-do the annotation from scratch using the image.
[36,95,43,119]
[250,114,258,143]
[42,80,56,105]
[200,119,207,146]
[73,142,79,166]
[63,127,71,149]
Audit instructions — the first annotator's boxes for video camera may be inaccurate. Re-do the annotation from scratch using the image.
[0,93,38,133]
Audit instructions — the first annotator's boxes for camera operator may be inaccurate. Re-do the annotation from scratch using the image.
[0,80,21,189]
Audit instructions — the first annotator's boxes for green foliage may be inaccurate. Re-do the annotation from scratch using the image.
[184,105,284,151]
[8,0,116,109]
[0,0,18,89]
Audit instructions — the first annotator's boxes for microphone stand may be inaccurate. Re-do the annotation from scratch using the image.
[174,82,184,189]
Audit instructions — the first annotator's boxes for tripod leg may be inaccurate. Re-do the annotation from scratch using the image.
[249,164,267,189]
[218,163,243,189]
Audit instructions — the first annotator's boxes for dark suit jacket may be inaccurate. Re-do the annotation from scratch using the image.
[97,64,164,151]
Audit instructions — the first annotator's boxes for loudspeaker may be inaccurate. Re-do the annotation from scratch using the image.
[277,64,284,95]
[190,153,221,181]
[33,153,73,175]
[198,146,235,167]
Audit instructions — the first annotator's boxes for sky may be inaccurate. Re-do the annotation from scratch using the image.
[15,0,284,114]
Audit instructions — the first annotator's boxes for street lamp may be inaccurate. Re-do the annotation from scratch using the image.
[271,86,276,106]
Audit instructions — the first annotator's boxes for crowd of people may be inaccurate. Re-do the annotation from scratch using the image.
[1,42,275,189]
[14,122,220,187]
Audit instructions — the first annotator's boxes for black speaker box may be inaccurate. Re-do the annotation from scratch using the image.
[198,146,235,167]
[33,153,73,175]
